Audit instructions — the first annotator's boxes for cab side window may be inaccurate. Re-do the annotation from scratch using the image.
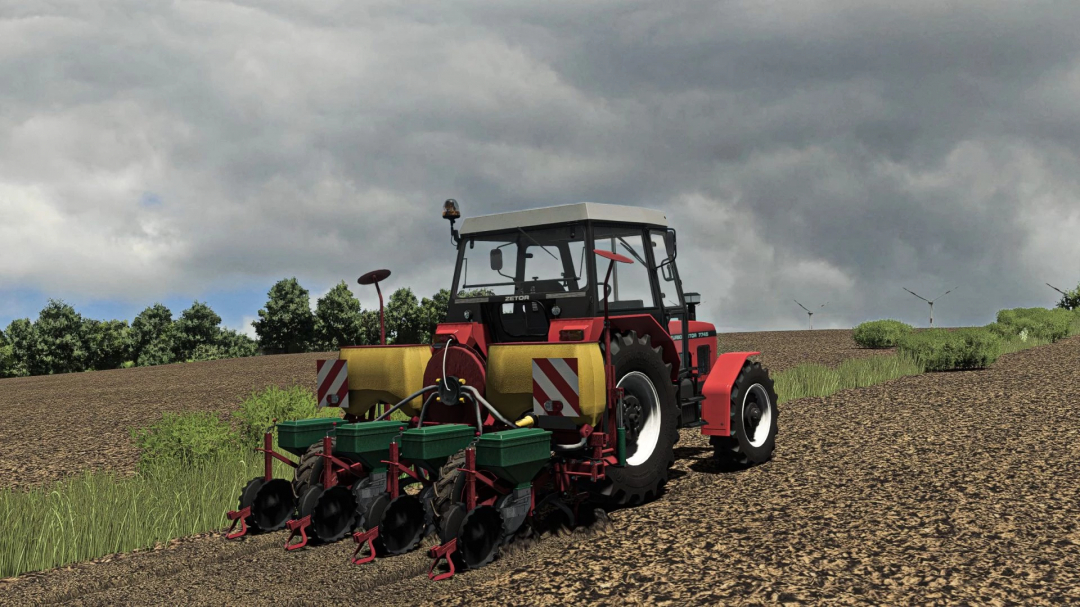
[593,226,657,310]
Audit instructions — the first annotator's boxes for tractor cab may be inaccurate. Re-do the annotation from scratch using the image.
[444,202,689,345]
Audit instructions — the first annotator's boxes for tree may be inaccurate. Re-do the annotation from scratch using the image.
[358,309,382,346]
[419,288,451,343]
[313,281,365,350]
[130,304,175,366]
[82,319,131,371]
[173,301,222,361]
[1056,282,1080,311]
[253,278,315,354]
[217,328,260,358]
[33,299,89,375]
[186,328,260,362]
[3,319,36,377]
[385,287,425,344]
[0,328,13,378]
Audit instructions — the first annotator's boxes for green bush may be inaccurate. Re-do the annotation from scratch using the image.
[992,307,1074,343]
[897,327,1003,371]
[852,319,914,348]
[232,385,342,448]
[130,411,240,470]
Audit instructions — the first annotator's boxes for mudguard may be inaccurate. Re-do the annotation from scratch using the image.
[700,352,760,437]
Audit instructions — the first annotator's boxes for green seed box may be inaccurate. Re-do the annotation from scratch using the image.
[475,428,552,487]
[400,424,476,474]
[277,418,340,457]
[336,420,408,472]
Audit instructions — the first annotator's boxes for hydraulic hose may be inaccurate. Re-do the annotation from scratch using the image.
[375,386,438,421]
[415,392,438,426]
[552,435,588,452]
[460,385,517,428]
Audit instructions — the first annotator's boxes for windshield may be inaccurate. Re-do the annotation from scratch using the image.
[456,225,588,297]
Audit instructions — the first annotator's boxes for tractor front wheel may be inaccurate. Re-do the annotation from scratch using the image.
[710,361,778,466]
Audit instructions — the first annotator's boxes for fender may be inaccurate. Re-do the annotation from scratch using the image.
[700,352,760,437]
[434,322,490,357]
[544,314,680,382]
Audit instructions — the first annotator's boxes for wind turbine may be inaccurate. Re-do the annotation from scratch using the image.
[903,286,957,328]
[794,299,827,330]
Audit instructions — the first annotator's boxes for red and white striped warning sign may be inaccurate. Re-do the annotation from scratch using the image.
[317,360,349,409]
[532,358,581,417]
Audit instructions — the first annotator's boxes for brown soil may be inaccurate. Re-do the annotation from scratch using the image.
[3,332,1079,605]
[0,352,337,490]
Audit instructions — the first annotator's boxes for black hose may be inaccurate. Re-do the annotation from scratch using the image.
[552,435,588,452]
[460,385,517,428]
[416,392,437,426]
[375,386,438,421]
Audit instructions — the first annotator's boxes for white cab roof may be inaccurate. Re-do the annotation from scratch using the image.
[459,202,668,235]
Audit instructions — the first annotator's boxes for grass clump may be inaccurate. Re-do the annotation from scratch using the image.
[232,385,343,448]
[852,319,913,348]
[130,411,239,472]
[989,307,1075,343]
[773,351,924,404]
[896,327,1003,371]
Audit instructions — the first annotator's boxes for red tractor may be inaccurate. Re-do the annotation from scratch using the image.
[227,200,778,579]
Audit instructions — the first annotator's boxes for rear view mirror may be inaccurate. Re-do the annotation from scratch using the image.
[663,229,676,262]
[490,249,503,271]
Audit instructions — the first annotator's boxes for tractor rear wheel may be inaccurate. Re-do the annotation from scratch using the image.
[293,438,335,498]
[710,361,778,466]
[594,331,679,507]
[433,449,468,541]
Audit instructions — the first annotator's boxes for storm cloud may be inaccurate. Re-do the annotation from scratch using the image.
[2,0,1079,332]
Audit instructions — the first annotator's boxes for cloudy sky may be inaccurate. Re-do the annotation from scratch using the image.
[2,0,1079,336]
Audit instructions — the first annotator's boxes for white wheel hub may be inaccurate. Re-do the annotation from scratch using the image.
[618,371,662,466]
[742,383,773,448]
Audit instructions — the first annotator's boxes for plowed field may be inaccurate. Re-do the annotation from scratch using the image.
[3,330,1078,606]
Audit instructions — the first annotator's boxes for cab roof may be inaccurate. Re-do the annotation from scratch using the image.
[459,202,668,235]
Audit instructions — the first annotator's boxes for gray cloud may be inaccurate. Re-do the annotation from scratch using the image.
[2,0,1079,330]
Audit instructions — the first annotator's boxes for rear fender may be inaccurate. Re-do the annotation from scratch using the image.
[700,352,760,437]
[609,315,681,382]
[544,314,680,382]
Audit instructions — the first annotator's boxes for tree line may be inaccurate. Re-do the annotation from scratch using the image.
[0,278,453,378]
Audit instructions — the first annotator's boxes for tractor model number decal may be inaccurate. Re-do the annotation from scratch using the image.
[671,330,717,341]
[317,360,350,409]
[532,358,581,417]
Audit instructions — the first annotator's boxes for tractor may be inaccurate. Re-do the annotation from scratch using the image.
[225,200,778,579]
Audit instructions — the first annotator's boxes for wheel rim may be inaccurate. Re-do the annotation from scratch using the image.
[742,383,773,448]
[617,371,661,466]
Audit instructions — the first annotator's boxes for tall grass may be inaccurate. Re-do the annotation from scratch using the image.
[0,445,295,579]
[772,351,925,404]
[1,384,413,579]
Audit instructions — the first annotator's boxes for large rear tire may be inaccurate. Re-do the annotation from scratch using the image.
[710,361,778,466]
[293,438,334,498]
[594,331,678,507]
